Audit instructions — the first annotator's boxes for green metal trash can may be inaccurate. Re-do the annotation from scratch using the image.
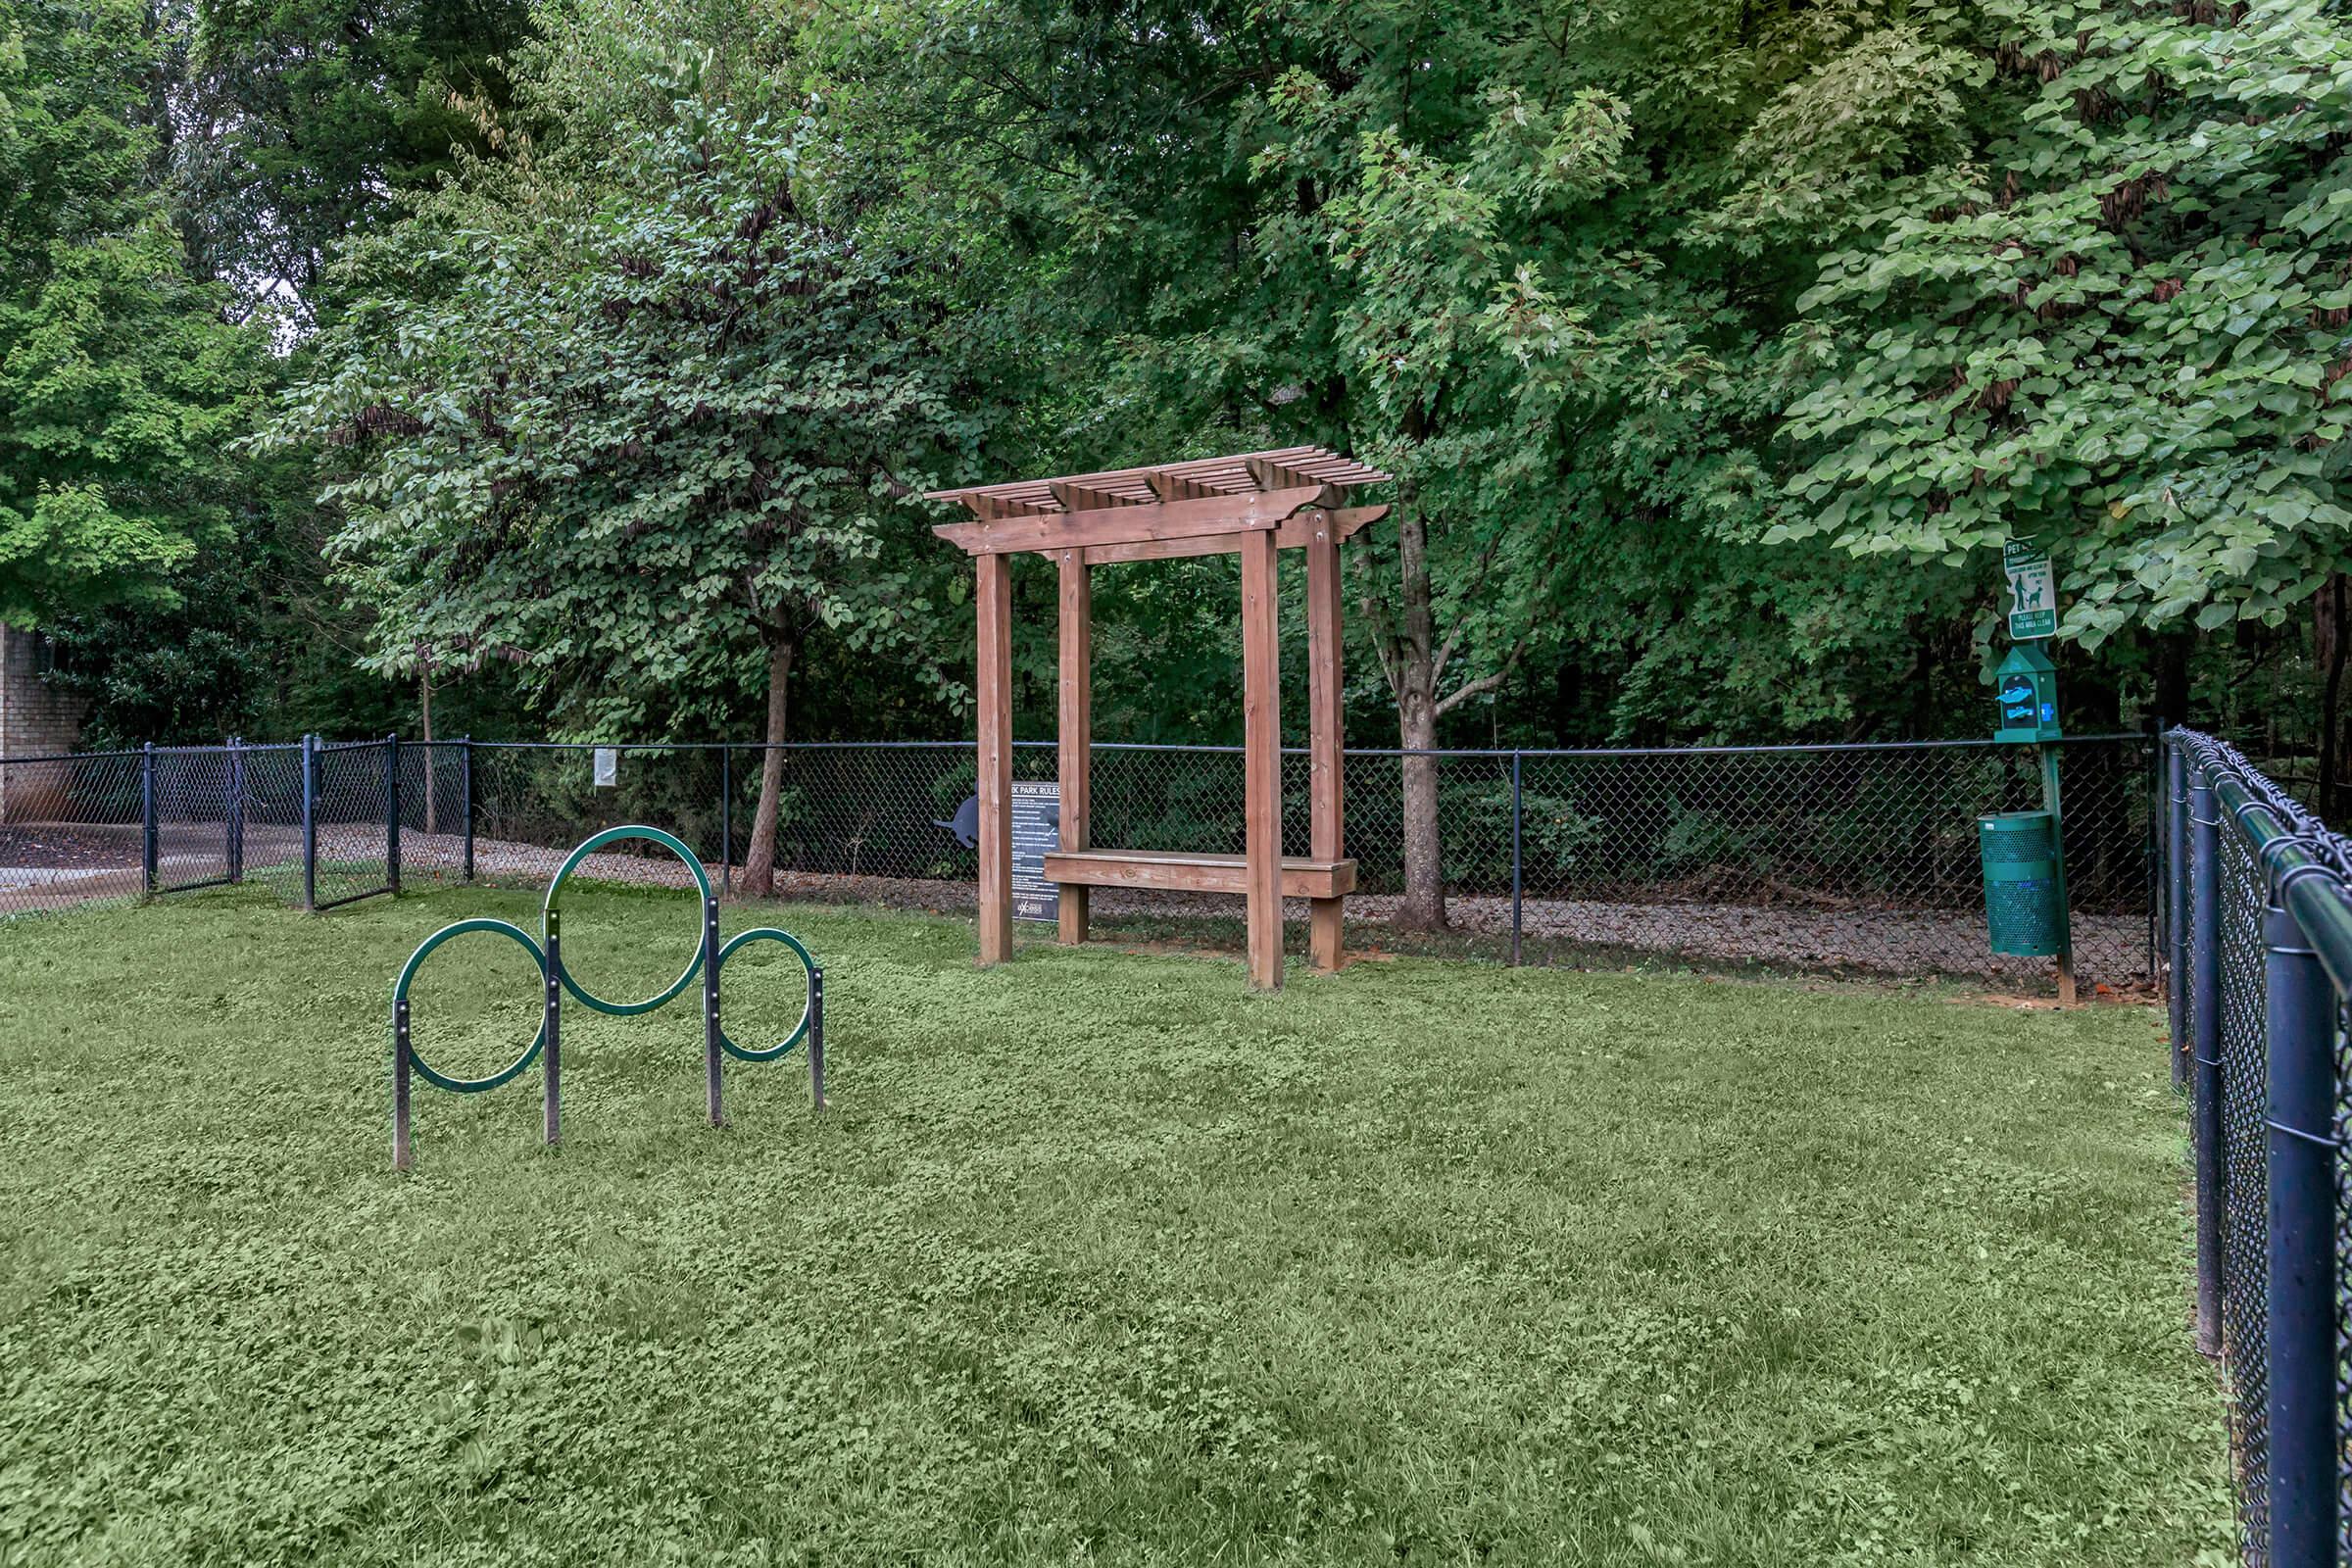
[1980,810,2063,956]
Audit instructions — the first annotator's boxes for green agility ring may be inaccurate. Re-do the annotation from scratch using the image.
[543,824,711,1016]
[392,918,548,1093]
[714,927,817,1062]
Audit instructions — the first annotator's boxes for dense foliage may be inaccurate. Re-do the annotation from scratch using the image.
[8,0,2350,846]
[0,0,258,625]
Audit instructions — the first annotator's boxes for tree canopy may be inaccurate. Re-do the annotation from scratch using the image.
[13,0,2350,830]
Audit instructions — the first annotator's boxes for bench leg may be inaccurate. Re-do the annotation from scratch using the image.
[1310,898,1344,973]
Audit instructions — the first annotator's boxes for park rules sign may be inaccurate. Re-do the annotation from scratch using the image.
[1010,780,1059,923]
[2004,541,2057,641]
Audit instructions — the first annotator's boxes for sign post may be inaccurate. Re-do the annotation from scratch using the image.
[1010,780,1059,924]
[1996,543,2073,1004]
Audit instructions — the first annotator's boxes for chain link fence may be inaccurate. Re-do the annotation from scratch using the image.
[2164,728,2352,1567]
[1,732,2153,988]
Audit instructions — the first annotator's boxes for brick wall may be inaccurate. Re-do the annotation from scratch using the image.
[0,623,88,821]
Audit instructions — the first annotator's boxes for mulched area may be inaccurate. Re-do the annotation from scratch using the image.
[0,825,141,869]
[5,822,2145,990]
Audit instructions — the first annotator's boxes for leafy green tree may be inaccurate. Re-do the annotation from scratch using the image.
[0,0,258,627]
[1769,0,2352,649]
[174,0,531,325]
[822,0,2001,925]
[264,2,964,892]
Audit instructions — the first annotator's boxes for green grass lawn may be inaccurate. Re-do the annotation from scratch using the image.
[0,885,2229,1566]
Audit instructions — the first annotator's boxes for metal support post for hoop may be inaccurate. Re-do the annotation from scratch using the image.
[2187,766,2224,1356]
[139,742,158,897]
[393,997,414,1170]
[543,916,563,1147]
[704,897,723,1126]
[2263,861,2339,1564]
[809,967,826,1110]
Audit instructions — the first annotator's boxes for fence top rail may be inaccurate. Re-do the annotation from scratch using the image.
[2175,726,2352,996]
[8,732,2149,766]
[0,748,145,763]
[467,733,2148,759]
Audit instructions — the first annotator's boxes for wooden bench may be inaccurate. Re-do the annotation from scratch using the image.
[1042,849,1357,901]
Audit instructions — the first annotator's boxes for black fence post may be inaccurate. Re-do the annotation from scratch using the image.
[720,745,732,899]
[1509,751,1524,967]
[140,742,157,896]
[2263,858,2339,1564]
[2144,719,2162,991]
[461,736,475,884]
[2167,737,2187,1088]
[385,732,401,895]
[2187,763,2225,1357]
[302,733,318,912]
[226,736,245,885]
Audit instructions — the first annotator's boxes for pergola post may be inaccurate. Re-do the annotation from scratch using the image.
[1240,530,1284,990]
[1057,549,1092,946]
[975,553,1013,964]
[1306,513,1346,973]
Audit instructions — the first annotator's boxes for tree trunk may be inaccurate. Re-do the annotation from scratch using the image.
[739,638,794,898]
[418,666,437,837]
[2153,629,2191,733]
[1391,504,1448,931]
[2320,574,2347,820]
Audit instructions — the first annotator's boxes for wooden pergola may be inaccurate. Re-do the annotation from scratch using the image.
[927,447,1392,989]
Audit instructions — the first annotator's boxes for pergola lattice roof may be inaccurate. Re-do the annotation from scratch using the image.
[925,446,1391,564]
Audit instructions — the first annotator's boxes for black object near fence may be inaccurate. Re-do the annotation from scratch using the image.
[2162,728,2351,1567]
[1,732,2154,987]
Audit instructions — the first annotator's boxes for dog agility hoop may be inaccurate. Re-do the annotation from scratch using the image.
[389,824,823,1169]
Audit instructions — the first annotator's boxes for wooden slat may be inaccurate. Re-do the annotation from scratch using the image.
[932,485,1331,558]
[1081,504,1388,567]
[1056,549,1091,946]
[1239,529,1284,989]
[1049,480,1135,514]
[975,553,1013,965]
[926,445,1389,515]
[1040,849,1357,901]
[974,494,1053,519]
[1305,509,1347,974]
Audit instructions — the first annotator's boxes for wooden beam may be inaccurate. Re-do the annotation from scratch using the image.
[1306,511,1346,974]
[1239,529,1284,990]
[1147,468,1235,503]
[975,553,1013,965]
[1048,480,1135,513]
[973,493,1053,520]
[1080,504,1388,567]
[1247,455,1346,494]
[1042,849,1356,900]
[931,485,1331,558]
[1056,549,1091,946]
